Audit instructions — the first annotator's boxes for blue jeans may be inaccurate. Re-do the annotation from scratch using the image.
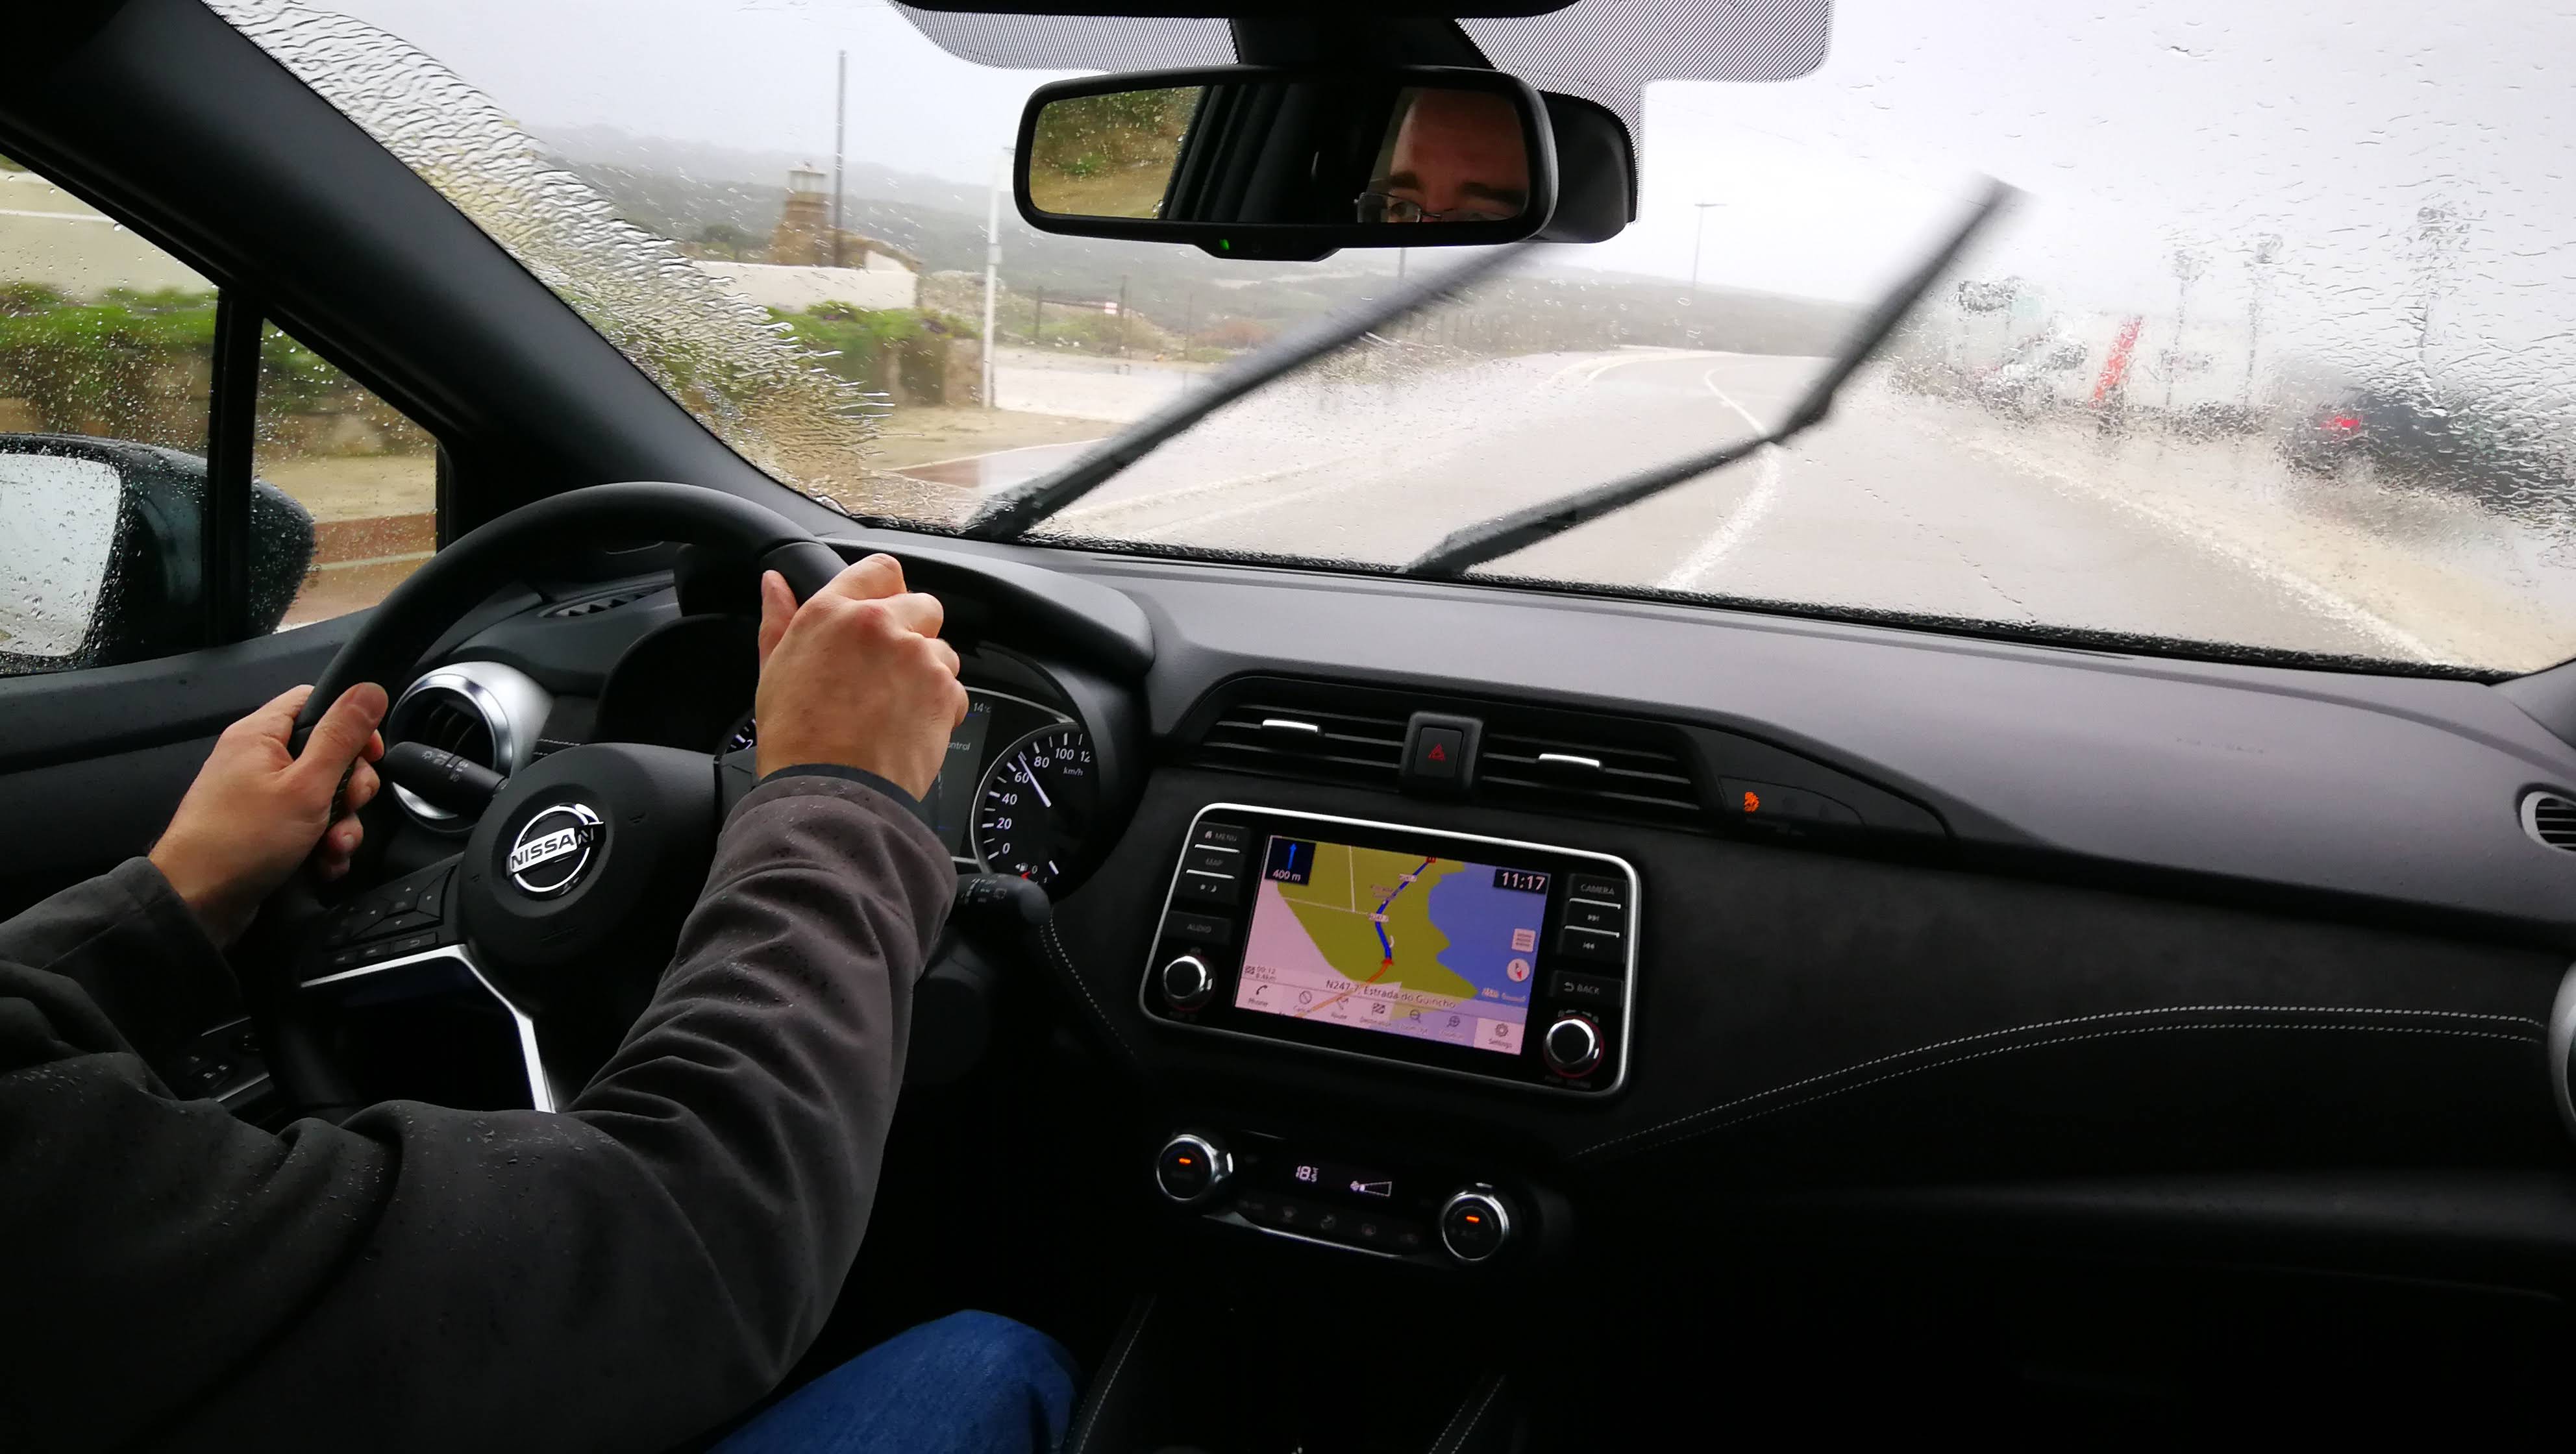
[714,1311,1080,1454]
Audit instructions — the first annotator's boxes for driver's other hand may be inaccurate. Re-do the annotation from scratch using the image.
[149,683,388,946]
[752,554,968,798]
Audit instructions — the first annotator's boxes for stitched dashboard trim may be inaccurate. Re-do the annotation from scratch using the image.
[1578,1004,2546,1160]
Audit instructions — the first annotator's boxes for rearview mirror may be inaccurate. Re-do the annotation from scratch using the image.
[0,435,315,674]
[1016,66,1556,258]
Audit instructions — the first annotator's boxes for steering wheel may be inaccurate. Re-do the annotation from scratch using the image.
[266,482,847,1117]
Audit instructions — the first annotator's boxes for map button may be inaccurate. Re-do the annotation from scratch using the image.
[1184,844,1242,876]
[1547,969,1624,1007]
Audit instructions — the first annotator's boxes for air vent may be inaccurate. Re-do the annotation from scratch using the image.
[1181,678,1709,829]
[1479,728,1702,822]
[544,587,653,619]
[1190,685,1407,787]
[2522,790,2576,852]
[406,690,496,766]
[384,661,550,828]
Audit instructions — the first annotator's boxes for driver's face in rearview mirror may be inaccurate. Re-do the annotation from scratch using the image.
[1361,88,1530,225]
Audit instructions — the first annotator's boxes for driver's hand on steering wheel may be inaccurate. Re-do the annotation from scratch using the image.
[149,684,389,946]
[752,552,969,798]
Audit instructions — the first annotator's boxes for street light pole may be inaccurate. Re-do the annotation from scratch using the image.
[830,51,846,270]
[2243,233,2281,409]
[1688,201,1724,294]
[980,145,1008,410]
[2163,247,2205,412]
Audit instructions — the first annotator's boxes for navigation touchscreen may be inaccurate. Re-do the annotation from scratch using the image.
[1235,835,1548,1055]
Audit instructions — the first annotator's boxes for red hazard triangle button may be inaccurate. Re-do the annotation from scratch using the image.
[1408,722,1467,784]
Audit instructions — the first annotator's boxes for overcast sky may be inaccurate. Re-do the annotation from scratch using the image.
[319,0,2573,390]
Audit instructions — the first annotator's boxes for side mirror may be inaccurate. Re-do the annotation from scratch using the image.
[1017,66,1557,259]
[0,434,315,674]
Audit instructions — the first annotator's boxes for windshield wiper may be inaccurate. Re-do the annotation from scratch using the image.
[1404,179,2018,578]
[961,241,1533,541]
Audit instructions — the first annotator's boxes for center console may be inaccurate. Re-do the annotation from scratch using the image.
[1140,804,1641,1094]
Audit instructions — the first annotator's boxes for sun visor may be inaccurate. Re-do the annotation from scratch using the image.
[890,1,1833,145]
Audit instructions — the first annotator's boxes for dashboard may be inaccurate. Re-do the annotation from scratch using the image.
[365,537,2576,1318]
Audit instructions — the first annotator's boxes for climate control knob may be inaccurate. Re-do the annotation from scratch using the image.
[1159,954,1215,1011]
[1438,1187,1513,1264]
[1540,1013,1604,1078]
[1154,1131,1230,1205]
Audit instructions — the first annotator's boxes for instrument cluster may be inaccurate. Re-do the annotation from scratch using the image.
[726,687,1098,887]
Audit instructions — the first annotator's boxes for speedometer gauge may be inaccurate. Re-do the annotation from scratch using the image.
[971,724,1096,887]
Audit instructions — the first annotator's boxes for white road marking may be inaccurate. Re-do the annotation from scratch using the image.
[895,438,1095,478]
[1958,432,2442,663]
[1659,366,1787,593]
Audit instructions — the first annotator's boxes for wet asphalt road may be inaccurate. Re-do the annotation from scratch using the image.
[922,349,2545,667]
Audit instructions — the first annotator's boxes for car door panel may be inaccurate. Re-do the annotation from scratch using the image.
[0,613,358,915]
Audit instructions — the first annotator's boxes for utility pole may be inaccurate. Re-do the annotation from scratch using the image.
[980,144,1007,409]
[830,51,846,270]
[1118,275,1130,360]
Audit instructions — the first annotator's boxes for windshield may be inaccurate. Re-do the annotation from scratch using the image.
[221,1,2576,674]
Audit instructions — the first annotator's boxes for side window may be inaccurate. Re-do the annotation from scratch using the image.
[256,325,436,626]
[0,154,437,677]
[0,157,217,675]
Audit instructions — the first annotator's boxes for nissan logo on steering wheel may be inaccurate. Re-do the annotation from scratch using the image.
[507,803,602,896]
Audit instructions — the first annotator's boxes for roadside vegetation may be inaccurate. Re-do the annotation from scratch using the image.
[0,284,428,455]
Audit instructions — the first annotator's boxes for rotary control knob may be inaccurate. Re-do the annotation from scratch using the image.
[1540,1013,1604,1078]
[1438,1186,1513,1264]
[1159,954,1215,1011]
[1154,1131,1230,1205]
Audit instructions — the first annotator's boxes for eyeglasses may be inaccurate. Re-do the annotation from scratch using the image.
[1354,191,1519,225]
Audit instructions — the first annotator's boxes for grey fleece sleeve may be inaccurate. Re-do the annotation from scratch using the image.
[0,856,241,1074]
[0,776,954,1454]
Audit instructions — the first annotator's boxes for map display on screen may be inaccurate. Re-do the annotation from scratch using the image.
[1235,835,1546,1055]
